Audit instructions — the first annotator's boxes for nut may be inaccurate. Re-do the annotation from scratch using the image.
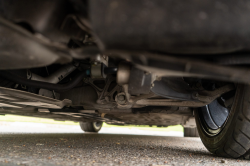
[116,93,127,105]
[118,95,125,101]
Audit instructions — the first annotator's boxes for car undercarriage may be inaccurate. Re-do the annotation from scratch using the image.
[1,0,250,159]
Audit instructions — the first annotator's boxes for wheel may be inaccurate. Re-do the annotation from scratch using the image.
[195,84,250,159]
[80,122,103,132]
[184,127,199,137]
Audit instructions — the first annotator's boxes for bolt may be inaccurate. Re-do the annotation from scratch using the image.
[118,95,125,101]
[105,96,110,102]
[102,54,107,60]
[117,94,127,105]
[192,92,199,99]
[156,76,162,81]
[151,83,155,88]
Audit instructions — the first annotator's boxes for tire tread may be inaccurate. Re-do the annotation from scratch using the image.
[184,127,199,137]
[196,85,250,159]
[79,122,102,132]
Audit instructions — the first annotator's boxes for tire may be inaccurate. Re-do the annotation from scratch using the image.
[195,84,250,159]
[80,122,103,132]
[184,127,199,137]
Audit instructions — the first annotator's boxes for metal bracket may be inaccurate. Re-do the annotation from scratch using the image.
[84,76,123,105]
[135,84,235,107]
[0,87,72,109]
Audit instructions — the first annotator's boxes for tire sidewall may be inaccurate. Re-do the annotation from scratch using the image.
[195,84,244,154]
[93,122,103,132]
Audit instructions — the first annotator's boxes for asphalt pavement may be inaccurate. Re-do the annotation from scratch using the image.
[0,122,249,166]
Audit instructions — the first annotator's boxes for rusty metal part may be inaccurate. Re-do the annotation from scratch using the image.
[98,109,132,114]
[91,64,103,78]
[107,112,192,126]
[0,87,71,109]
[90,54,109,67]
[90,55,109,79]
[183,117,196,128]
[84,76,123,105]
[135,55,250,84]
[152,78,195,101]
[117,62,131,85]
[122,84,131,101]
[59,85,116,110]
[101,106,193,126]
[28,62,79,84]
[115,92,127,105]
[128,67,152,95]
[83,78,104,92]
[0,107,124,124]
[0,71,87,92]
[135,84,235,107]
[96,76,121,104]
[39,89,60,100]
[116,91,156,109]
[117,63,153,103]
[130,92,156,103]
[135,99,207,107]
[194,84,235,103]
[107,50,250,85]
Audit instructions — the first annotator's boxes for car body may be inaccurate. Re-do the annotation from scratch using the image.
[0,0,249,159]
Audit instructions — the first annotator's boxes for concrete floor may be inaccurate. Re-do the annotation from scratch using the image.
[0,122,248,166]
